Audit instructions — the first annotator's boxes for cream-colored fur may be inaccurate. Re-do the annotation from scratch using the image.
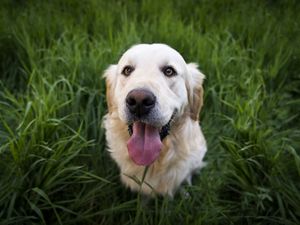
[103,44,207,196]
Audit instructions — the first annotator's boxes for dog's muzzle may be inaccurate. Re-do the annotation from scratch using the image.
[125,88,177,166]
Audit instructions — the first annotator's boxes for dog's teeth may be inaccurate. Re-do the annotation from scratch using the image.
[128,124,133,136]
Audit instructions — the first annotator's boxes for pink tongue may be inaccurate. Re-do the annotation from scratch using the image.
[127,122,162,166]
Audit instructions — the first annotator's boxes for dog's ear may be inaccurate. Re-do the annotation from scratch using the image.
[103,65,117,114]
[186,63,205,121]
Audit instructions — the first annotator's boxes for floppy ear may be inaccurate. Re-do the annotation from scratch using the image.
[186,63,205,121]
[103,65,117,114]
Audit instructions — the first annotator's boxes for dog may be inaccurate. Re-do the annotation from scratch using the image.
[103,43,207,197]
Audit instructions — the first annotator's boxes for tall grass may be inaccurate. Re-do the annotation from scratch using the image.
[0,0,299,224]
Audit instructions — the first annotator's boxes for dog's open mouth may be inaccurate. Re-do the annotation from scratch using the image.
[126,111,176,166]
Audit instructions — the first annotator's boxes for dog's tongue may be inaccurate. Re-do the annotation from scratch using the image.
[127,122,162,166]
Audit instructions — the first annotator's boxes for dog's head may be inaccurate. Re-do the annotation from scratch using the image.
[104,44,205,166]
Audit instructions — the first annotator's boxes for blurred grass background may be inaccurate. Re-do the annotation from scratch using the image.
[0,0,299,224]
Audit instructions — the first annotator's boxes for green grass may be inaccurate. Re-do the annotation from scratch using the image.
[0,0,299,224]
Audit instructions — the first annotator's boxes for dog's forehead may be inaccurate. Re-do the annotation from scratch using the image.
[118,44,186,66]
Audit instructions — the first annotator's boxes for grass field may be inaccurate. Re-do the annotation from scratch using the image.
[0,0,300,224]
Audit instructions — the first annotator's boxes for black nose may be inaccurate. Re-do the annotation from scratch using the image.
[126,89,156,117]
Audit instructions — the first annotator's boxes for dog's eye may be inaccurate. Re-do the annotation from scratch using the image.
[162,66,177,77]
[122,66,134,76]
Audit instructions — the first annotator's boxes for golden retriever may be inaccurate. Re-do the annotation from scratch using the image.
[103,44,207,196]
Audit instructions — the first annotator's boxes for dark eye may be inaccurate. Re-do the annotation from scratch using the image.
[122,65,134,76]
[162,66,177,77]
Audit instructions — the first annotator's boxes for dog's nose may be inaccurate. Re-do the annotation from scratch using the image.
[126,89,156,117]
